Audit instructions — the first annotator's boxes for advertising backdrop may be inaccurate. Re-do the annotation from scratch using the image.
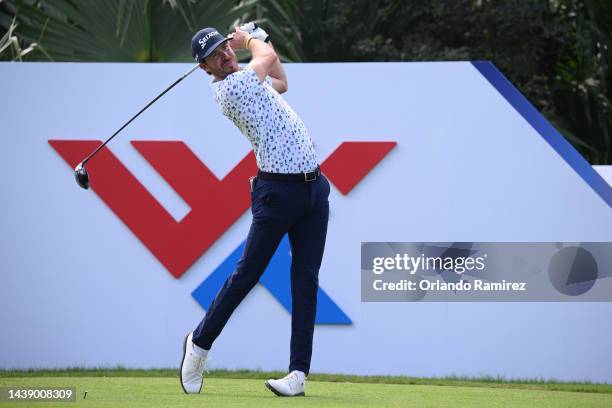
[1,62,611,382]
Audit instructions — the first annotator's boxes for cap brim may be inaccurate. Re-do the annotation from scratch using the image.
[200,37,229,61]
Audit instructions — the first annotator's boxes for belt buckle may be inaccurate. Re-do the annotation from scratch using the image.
[304,171,316,182]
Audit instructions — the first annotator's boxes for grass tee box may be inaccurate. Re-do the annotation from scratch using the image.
[1,370,611,408]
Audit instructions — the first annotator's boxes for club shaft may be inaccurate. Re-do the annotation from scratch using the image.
[81,64,199,165]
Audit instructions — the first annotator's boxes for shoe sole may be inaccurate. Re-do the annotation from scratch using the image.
[265,380,305,397]
[179,332,203,394]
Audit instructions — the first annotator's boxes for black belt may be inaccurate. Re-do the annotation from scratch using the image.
[257,166,320,182]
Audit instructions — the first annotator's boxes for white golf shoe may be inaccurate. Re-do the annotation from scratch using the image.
[265,370,306,396]
[179,332,208,394]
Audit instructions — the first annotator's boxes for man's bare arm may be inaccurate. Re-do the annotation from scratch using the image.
[230,26,288,93]
[229,26,277,84]
[266,42,288,94]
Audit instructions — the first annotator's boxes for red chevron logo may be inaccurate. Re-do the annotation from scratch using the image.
[49,140,395,278]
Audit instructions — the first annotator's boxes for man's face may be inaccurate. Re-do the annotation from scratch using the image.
[200,41,239,79]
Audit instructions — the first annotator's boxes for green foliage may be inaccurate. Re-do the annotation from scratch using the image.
[0,15,37,60]
[547,0,611,164]
[263,0,612,164]
[0,0,257,62]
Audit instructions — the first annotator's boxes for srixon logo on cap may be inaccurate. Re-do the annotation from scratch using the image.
[198,31,219,49]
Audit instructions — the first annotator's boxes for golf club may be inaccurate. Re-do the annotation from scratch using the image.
[74,63,200,189]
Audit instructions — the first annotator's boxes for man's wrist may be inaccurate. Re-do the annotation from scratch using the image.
[243,34,254,49]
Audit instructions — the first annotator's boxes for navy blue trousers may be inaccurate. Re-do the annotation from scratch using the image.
[192,173,330,376]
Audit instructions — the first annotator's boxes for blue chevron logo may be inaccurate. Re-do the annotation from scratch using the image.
[192,235,352,325]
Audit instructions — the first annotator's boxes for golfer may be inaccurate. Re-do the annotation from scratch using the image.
[180,23,330,397]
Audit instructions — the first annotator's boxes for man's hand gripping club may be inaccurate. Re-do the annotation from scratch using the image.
[229,24,288,93]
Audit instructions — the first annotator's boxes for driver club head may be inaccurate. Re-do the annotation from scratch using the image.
[74,163,90,190]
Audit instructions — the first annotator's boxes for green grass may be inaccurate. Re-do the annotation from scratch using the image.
[1,376,611,408]
[1,368,611,394]
[0,370,611,408]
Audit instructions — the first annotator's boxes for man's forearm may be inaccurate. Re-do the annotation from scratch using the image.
[239,23,285,82]
[247,37,276,65]
[235,29,288,92]
[264,42,288,93]
[243,36,278,83]
[266,42,286,82]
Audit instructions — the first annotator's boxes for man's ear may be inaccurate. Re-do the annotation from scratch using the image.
[199,62,211,75]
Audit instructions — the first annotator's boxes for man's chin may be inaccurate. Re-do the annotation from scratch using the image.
[223,63,237,73]
[216,64,238,79]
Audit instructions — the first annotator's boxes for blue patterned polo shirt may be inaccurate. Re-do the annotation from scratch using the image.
[210,65,318,173]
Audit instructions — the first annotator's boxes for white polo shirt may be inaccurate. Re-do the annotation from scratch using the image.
[210,65,318,173]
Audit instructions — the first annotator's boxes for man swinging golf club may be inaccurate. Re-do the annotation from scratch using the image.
[180,23,330,397]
